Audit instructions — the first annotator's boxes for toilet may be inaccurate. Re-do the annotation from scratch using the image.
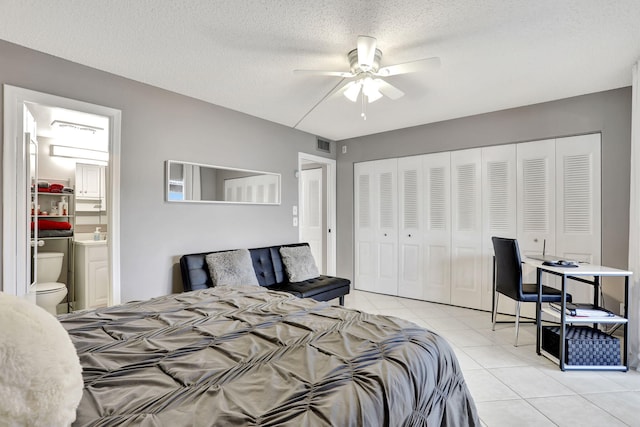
[36,252,68,315]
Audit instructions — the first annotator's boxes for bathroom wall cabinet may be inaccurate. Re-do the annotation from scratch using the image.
[74,241,108,310]
[75,163,106,212]
[76,163,104,199]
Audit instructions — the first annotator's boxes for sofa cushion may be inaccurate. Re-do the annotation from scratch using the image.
[205,249,259,287]
[279,245,319,282]
[269,275,351,301]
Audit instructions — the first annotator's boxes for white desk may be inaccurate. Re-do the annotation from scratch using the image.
[523,257,632,371]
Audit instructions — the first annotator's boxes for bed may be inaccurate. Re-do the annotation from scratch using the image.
[60,285,479,426]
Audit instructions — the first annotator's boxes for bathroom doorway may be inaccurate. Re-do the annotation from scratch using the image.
[298,153,336,275]
[2,85,121,308]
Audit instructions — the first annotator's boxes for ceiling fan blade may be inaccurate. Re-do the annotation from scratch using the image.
[357,35,377,70]
[293,69,353,78]
[376,56,441,77]
[374,79,404,100]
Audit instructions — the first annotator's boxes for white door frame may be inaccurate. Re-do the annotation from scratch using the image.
[2,85,122,305]
[298,152,336,275]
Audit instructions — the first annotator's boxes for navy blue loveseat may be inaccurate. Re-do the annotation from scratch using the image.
[179,243,350,305]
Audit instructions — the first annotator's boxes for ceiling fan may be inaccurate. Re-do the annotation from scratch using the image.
[294,35,440,120]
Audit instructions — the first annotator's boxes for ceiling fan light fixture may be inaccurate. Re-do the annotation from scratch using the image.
[343,81,362,102]
[362,78,383,103]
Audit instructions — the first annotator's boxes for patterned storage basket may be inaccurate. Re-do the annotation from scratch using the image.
[542,326,621,366]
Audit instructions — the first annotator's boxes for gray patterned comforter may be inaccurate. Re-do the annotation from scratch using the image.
[60,285,479,426]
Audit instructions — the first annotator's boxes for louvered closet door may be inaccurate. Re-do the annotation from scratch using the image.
[398,156,423,299]
[451,149,483,309]
[354,162,377,292]
[422,152,451,304]
[481,144,517,312]
[374,159,399,295]
[354,159,398,295]
[555,133,601,303]
[517,139,556,310]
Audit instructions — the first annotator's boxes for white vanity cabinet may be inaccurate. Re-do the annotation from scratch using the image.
[74,240,108,310]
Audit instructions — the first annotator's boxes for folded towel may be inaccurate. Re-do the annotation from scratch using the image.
[31,220,73,231]
[49,184,64,193]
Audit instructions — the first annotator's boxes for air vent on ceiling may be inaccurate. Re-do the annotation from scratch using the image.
[316,138,331,153]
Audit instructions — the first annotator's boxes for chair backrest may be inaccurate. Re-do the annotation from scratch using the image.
[491,236,524,301]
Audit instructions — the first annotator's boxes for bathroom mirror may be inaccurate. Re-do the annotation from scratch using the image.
[166,160,281,204]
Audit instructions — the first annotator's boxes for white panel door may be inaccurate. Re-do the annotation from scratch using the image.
[354,162,377,292]
[451,148,483,309]
[422,152,452,304]
[555,133,601,303]
[398,156,423,299]
[354,159,398,295]
[481,144,517,312]
[300,168,323,272]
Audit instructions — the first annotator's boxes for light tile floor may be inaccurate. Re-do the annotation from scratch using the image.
[343,290,640,427]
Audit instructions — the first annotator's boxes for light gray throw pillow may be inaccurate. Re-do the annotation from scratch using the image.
[205,249,259,287]
[279,245,320,282]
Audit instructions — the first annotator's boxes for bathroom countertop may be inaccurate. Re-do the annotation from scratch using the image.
[74,240,107,246]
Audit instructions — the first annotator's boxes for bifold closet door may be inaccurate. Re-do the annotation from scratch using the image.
[481,144,517,312]
[516,139,556,319]
[354,159,398,295]
[517,138,557,271]
[422,152,452,304]
[398,156,423,299]
[451,148,483,309]
[555,133,601,303]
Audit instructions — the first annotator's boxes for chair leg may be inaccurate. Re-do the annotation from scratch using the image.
[514,301,521,347]
[492,293,499,331]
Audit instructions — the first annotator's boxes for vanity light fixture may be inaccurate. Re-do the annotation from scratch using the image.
[50,145,108,162]
[51,120,104,134]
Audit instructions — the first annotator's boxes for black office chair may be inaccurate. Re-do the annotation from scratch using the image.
[491,236,572,346]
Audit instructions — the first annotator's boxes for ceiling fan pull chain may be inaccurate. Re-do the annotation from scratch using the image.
[361,93,367,120]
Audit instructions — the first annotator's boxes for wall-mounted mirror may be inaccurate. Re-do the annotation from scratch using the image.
[166,160,281,204]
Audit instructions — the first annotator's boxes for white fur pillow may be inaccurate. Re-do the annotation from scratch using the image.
[0,292,83,427]
[279,245,320,282]
[205,249,259,286]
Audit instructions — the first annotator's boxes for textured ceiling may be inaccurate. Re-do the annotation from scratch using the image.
[1,0,640,140]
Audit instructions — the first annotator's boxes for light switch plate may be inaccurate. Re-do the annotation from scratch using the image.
[292,205,297,216]
[293,217,298,227]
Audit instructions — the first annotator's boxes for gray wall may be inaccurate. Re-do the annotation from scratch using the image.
[0,39,334,302]
[336,88,632,301]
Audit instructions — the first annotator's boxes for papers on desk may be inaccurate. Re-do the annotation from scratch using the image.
[549,302,615,317]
